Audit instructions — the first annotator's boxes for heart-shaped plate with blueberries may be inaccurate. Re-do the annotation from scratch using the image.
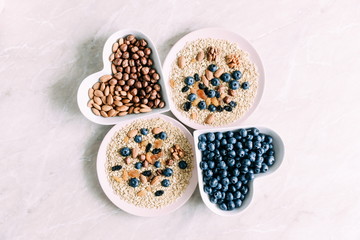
[193,126,284,216]
[77,29,170,125]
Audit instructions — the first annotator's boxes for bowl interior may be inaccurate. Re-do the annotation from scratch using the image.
[77,29,170,125]
[162,28,265,130]
[96,114,198,217]
[193,126,284,216]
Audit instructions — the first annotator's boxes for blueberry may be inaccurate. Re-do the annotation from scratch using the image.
[222,185,229,192]
[241,82,250,90]
[119,147,131,156]
[214,140,220,148]
[198,83,205,89]
[227,150,236,158]
[230,176,238,184]
[152,148,161,154]
[229,185,237,193]
[216,106,224,112]
[225,144,233,151]
[219,203,228,211]
[234,191,241,199]
[215,132,223,140]
[178,160,188,169]
[227,158,235,167]
[235,142,243,150]
[155,190,164,196]
[267,150,275,156]
[248,151,257,160]
[161,179,171,187]
[225,131,234,138]
[232,70,242,80]
[200,161,208,170]
[198,134,207,142]
[205,169,213,177]
[240,185,248,195]
[181,86,189,92]
[254,141,261,149]
[220,73,231,82]
[208,64,218,72]
[218,161,227,169]
[187,93,197,102]
[228,137,236,145]
[207,143,215,152]
[142,170,152,177]
[245,172,255,181]
[215,91,221,98]
[249,128,260,136]
[208,161,215,169]
[232,168,240,177]
[210,196,218,204]
[221,177,230,186]
[229,80,240,90]
[241,159,251,167]
[197,101,207,110]
[184,76,195,85]
[145,143,152,152]
[111,165,122,171]
[209,178,218,188]
[159,132,167,140]
[227,201,235,211]
[204,186,212,194]
[245,141,253,150]
[265,156,275,166]
[198,142,207,151]
[206,89,216,98]
[211,78,220,86]
[183,101,191,111]
[220,169,228,178]
[214,191,222,199]
[128,178,139,188]
[234,199,242,208]
[234,181,242,189]
[206,132,216,142]
[239,128,247,138]
[224,106,233,112]
[265,135,273,144]
[162,168,173,177]
[226,192,234,201]
[229,101,237,108]
[154,161,161,168]
[139,128,149,136]
[240,166,249,173]
[240,194,245,201]
[261,163,269,173]
[194,73,200,81]
[134,162,142,169]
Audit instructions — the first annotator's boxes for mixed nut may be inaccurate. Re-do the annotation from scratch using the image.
[87,34,165,117]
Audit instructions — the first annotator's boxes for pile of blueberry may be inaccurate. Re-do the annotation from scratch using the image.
[182,64,250,113]
[197,127,275,211]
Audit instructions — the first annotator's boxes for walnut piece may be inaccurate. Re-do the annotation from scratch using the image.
[226,54,241,68]
[207,46,221,62]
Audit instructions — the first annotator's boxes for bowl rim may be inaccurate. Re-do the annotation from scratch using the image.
[96,113,198,217]
[77,29,170,125]
[162,27,265,130]
[193,125,285,216]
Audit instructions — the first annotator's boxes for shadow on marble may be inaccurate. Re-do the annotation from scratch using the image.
[49,36,108,117]
[157,30,189,63]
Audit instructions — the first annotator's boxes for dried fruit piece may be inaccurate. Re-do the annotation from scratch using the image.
[122,170,129,181]
[169,79,175,88]
[205,114,215,124]
[197,89,206,99]
[211,98,219,106]
[137,190,147,197]
[190,112,197,120]
[190,87,196,94]
[154,139,163,148]
[205,98,211,106]
[192,98,200,106]
[124,136,129,143]
[112,176,121,182]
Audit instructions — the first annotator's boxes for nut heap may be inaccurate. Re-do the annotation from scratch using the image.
[207,46,221,61]
[88,34,165,117]
[226,54,241,68]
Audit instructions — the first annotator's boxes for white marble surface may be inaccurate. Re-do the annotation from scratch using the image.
[1,0,360,239]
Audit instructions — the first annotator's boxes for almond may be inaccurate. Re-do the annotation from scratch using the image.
[87,99,94,108]
[128,170,140,178]
[94,90,104,97]
[196,50,204,61]
[137,190,147,197]
[88,88,94,98]
[140,175,147,184]
[124,157,131,164]
[201,75,209,87]
[214,68,224,78]
[118,105,129,112]
[150,176,160,185]
[100,110,108,117]
[228,89,236,96]
[127,129,138,138]
[205,69,213,80]
[107,109,117,117]
[102,105,112,111]
[140,107,152,113]
[177,56,185,69]
[100,75,112,82]
[205,114,215,124]
[132,146,139,158]
[152,127,163,134]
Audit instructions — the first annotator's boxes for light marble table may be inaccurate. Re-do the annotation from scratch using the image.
[1,0,360,239]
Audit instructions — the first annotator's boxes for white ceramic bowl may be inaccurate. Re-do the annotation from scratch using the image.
[77,29,170,125]
[162,28,265,130]
[97,114,198,217]
[193,126,284,216]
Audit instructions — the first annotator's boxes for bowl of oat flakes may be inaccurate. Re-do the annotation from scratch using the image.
[97,114,197,216]
[163,28,265,129]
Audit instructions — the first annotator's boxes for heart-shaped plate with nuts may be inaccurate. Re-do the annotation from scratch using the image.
[77,29,170,125]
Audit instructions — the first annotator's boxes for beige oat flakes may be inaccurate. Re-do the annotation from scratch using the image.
[169,38,259,126]
[106,118,193,208]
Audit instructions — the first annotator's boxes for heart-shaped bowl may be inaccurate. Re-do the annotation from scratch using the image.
[162,28,265,130]
[97,114,198,217]
[193,126,284,216]
[77,29,170,125]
